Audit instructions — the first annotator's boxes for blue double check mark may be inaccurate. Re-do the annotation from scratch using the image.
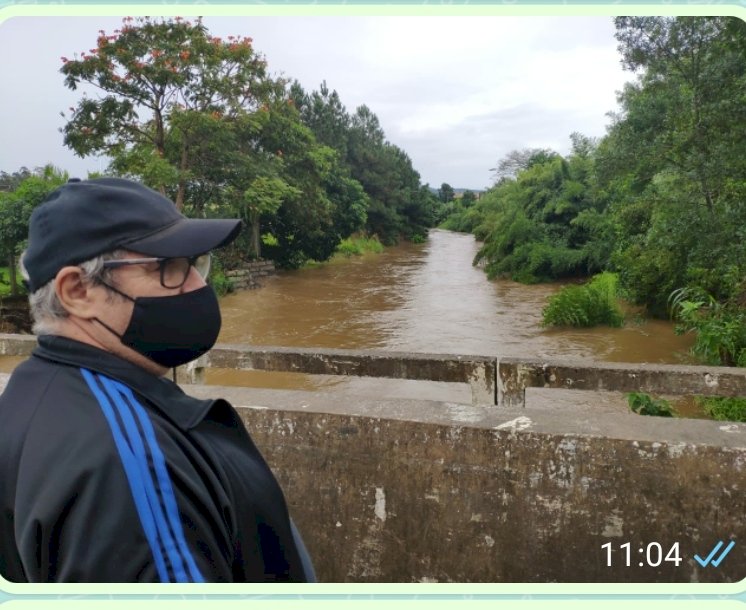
[694,540,736,567]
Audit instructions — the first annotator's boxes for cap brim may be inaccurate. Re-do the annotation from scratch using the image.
[122,218,243,257]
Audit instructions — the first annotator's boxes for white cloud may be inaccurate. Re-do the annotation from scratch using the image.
[0,15,632,189]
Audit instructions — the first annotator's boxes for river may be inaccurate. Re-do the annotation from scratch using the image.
[208,229,698,414]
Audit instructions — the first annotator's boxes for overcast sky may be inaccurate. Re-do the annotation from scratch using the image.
[0,15,632,190]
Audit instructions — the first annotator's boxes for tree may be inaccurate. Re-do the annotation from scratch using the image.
[60,16,277,210]
[473,138,608,283]
[292,85,438,246]
[490,148,558,183]
[461,190,476,207]
[237,176,299,259]
[291,80,350,157]
[601,17,746,312]
[0,167,32,193]
[612,17,746,215]
[0,166,68,295]
[438,183,455,203]
[256,95,367,267]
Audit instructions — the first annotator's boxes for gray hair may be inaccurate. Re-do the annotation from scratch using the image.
[19,250,125,335]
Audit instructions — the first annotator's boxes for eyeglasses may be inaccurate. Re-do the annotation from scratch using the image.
[101,253,211,289]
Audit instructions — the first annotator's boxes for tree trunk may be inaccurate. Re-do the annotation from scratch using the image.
[154,104,169,198]
[250,210,261,259]
[175,141,189,211]
[8,252,17,296]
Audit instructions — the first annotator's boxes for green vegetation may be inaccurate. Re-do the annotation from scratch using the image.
[437,17,746,422]
[441,16,746,357]
[438,183,455,203]
[0,166,69,295]
[291,84,440,249]
[207,255,234,298]
[542,273,624,328]
[39,17,441,275]
[334,235,384,258]
[457,135,611,285]
[669,288,746,367]
[696,396,746,422]
[668,287,746,421]
[627,392,676,417]
[0,267,20,297]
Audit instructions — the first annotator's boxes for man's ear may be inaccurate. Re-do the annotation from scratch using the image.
[54,267,100,319]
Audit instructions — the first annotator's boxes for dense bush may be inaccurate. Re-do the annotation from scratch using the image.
[542,272,624,328]
[627,392,676,417]
[669,287,746,367]
[208,254,234,297]
[439,202,485,234]
[668,288,746,422]
[460,141,612,284]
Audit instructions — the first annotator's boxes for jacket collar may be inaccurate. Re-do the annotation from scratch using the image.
[33,334,215,430]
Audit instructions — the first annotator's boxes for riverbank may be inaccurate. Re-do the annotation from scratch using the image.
[0,229,713,419]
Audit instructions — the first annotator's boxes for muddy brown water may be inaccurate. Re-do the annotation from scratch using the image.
[208,229,700,417]
[0,229,702,416]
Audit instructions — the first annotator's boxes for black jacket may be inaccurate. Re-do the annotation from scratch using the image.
[0,335,314,583]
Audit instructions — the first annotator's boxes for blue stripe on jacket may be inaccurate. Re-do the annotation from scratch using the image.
[81,368,205,583]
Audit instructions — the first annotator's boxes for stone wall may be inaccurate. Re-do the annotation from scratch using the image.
[224,260,276,291]
[0,297,31,334]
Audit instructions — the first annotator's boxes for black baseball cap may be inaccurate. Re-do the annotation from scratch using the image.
[23,177,242,292]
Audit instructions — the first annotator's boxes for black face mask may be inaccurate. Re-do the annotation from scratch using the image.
[96,284,222,368]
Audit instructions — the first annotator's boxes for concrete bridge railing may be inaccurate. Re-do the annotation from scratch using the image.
[3,333,746,582]
[4,333,746,406]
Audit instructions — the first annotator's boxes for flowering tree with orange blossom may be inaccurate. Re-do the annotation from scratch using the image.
[60,16,281,210]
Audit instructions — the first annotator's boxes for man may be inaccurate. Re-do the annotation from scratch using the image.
[0,177,314,583]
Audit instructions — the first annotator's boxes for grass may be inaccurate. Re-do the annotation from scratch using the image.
[334,235,384,258]
[695,396,746,422]
[299,235,386,270]
[542,272,624,328]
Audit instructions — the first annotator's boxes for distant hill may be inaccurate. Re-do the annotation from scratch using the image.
[428,186,486,196]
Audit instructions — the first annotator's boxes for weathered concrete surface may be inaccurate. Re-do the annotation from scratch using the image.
[205,344,497,406]
[0,333,35,356]
[499,358,746,407]
[2,365,745,583]
[185,384,746,583]
[5,334,746,408]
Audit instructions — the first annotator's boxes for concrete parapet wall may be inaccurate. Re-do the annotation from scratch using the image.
[0,333,35,356]
[3,334,746,407]
[498,358,746,407]
[183,384,746,583]
[204,344,497,405]
[2,360,745,582]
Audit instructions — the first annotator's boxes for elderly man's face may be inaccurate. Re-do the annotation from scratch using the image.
[95,249,206,329]
[107,250,208,298]
[79,250,209,374]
